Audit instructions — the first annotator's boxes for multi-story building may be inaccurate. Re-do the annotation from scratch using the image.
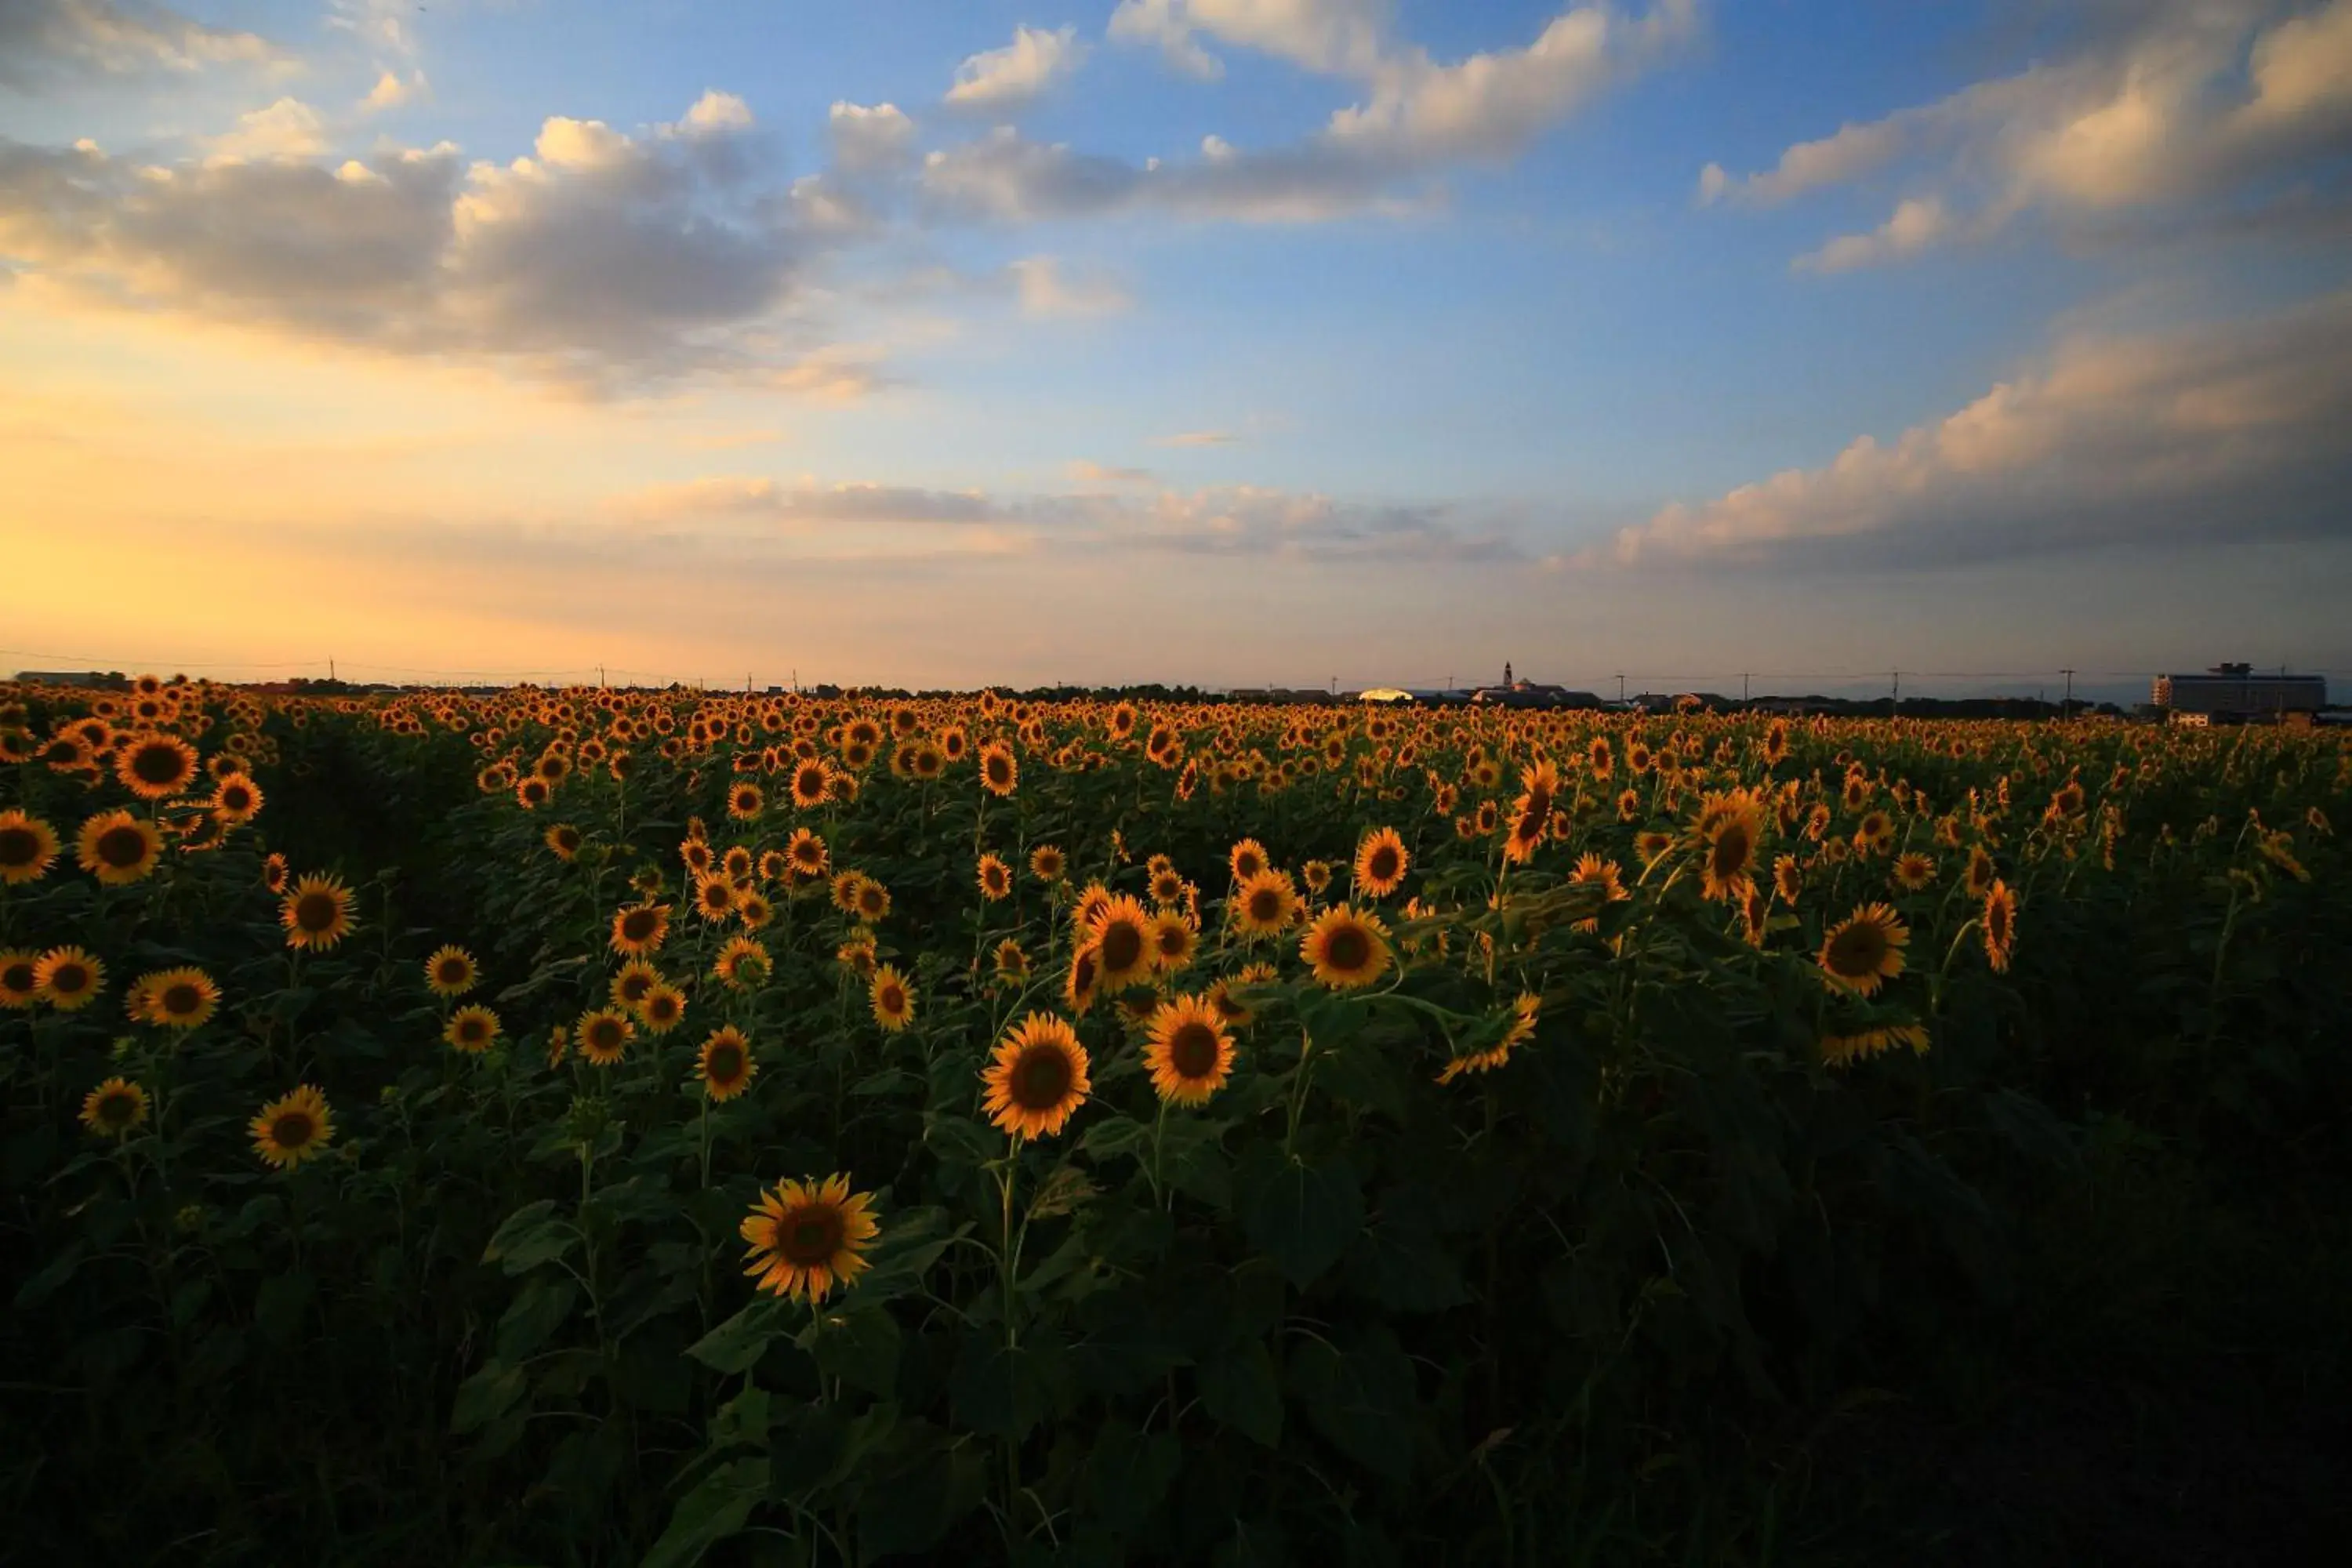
[2152,663,2326,719]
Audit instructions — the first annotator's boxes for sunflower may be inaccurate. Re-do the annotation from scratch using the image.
[789,758,833,808]
[1149,866,1187,906]
[740,1174,880,1303]
[837,935,878,981]
[1142,994,1236,1106]
[0,951,42,1008]
[1697,791,1764,904]
[699,1025,758,1101]
[1029,843,1066,883]
[968,739,1019,800]
[1438,993,1541,1084]
[81,1076,151,1138]
[1817,903,1909,996]
[691,874,738,924]
[281,874,355,951]
[250,1085,335,1171]
[1982,879,2018,973]
[982,1012,1092,1139]
[1587,735,1614,780]
[714,935,771,989]
[1065,901,1145,996]
[515,775,552,810]
[34,946,103,1011]
[77,810,162,885]
[993,938,1030,985]
[1853,810,1894,855]
[1773,854,1803,904]
[1229,838,1270,884]
[1232,868,1300,939]
[445,1004,501,1054]
[977,853,1013,902]
[1301,905,1392,990]
[140,966,220,1029]
[0,810,60,884]
[545,822,583,860]
[116,732,200,800]
[1635,829,1675,863]
[1818,1022,1932,1068]
[1892,851,1937,892]
[852,877,891,924]
[1964,845,1996,898]
[1150,910,1199,973]
[608,958,660,1013]
[869,964,915,1032]
[211,773,263,824]
[786,829,830,882]
[576,1007,634,1066]
[263,852,290,895]
[423,945,478,998]
[1207,961,1276,1028]
[1352,826,1410,898]
[1570,853,1630,931]
[640,982,688,1035]
[727,782,764,821]
[1063,939,1103,1015]
[610,902,671,957]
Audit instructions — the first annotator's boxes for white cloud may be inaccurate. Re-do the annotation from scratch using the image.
[1068,459,1155,484]
[1152,429,1239,446]
[0,0,281,85]
[1795,195,1952,273]
[944,24,1087,113]
[1109,0,1392,78]
[207,97,330,162]
[1008,254,1131,318]
[829,102,917,174]
[1106,0,1225,80]
[1599,291,2352,568]
[1700,0,2352,266]
[361,70,430,113]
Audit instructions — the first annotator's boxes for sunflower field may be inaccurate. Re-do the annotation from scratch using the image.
[4,679,2349,1565]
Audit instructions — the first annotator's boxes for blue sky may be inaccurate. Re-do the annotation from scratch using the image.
[2,1,2348,697]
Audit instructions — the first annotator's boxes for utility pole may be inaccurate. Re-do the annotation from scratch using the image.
[2060,667,2074,716]
[598,664,606,688]
[1616,673,1626,704]
[328,656,336,681]
[1890,670,1900,708]
[1742,671,1751,702]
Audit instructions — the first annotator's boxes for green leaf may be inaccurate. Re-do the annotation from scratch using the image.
[495,1276,578,1362]
[637,1456,768,1568]
[451,1360,528,1435]
[1083,1418,1180,1536]
[1288,1330,1416,1480]
[1235,1147,1363,1288]
[685,1297,790,1376]
[950,1328,1065,1439]
[854,1205,962,1303]
[798,1305,901,1399]
[924,1114,1002,1169]
[1196,1338,1283,1446]
[483,1199,577,1276]
[1312,1036,1409,1122]
[1080,1113,1153,1163]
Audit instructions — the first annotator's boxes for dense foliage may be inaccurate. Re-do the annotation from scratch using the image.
[4,680,2347,1565]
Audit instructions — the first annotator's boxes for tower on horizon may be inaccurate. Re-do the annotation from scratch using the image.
[1504,661,1513,688]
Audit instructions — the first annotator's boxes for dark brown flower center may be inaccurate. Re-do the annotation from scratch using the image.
[1247,889,1281,924]
[878,984,905,1014]
[2,960,36,993]
[98,825,149,868]
[1711,824,1752,880]
[271,1112,315,1149]
[621,909,659,942]
[707,1044,744,1081]
[295,891,339,932]
[162,982,201,1016]
[132,743,185,786]
[1012,1045,1073,1109]
[0,826,40,866]
[1099,921,1145,974]
[100,1091,140,1126]
[1167,1022,1220,1080]
[1827,922,1888,976]
[781,1207,845,1265]
[1323,925,1371,973]
[1367,846,1399,883]
[51,964,91,995]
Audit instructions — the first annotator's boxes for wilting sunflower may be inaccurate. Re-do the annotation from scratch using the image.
[1982,879,2019,973]
[1697,790,1765,904]
[1438,993,1541,1085]
[1029,844,1067,883]
[250,1084,334,1171]
[1207,961,1276,1028]
[576,1007,634,1066]
[610,902,671,957]
[1818,1022,1931,1068]
[713,935,771,989]
[982,1012,1092,1139]
[1301,905,1393,990]
[639,983,688,1035]
[140,966,220,1030]
[281,874,355,951]
[1817,902,1909,996]
[1229,838,1271,884]
[81,1076,151,1138]
[1892,851,1937,892]
[1087,895,1156,992]
[977,853,1013,902]
[115,731,200,800]
[423,944,478,998]
[77,809,163,886]
[1570,853,1630,931]
[977,741,1019,799]
[1142,993,1236,1107]
[869,964,915,1032]
[993,938,1030,985]
[1231,869,1300,939]
[699,1025,758,1101]
[0,809,60,884]
[1352,826,1410,898]
[0,952,40,1009]
[445,1004,501,1054]
[211,773,264,825]
[740,1174,880,1303]
[544,822,583,860]
[34,946,104,1011]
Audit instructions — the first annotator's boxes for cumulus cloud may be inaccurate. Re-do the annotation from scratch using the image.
[0,0,282,86]
[944,24,1087,113]
[930,3,1693,223]
[1795,195,1953,273]
[0,93,856,395]
[1106,0,1226,81]
[361,70,430,113]
[1068,459,1155,484]
[1599,291,2352,568]
[1699,0,2352,266]
[206,97,332,162]
[829,102,918,174]
[1007,253,1131,317]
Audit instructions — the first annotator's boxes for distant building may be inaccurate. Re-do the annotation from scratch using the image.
[2152,663,2325,719]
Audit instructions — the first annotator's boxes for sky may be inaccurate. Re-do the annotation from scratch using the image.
[2,0,2349,700]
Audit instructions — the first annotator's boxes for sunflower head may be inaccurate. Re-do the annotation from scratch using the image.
[1028,843,1066,883]
[1087,895,1156,991]
[610,902,671,956]
[741,1174,880,1302]
[34,946,104,1010]
[1232,868,1300,939]
[982,1012,1092,1139]
[445,1004,502,1054]
[1143,994,1236,1107]
[78,810,163,886]
[281,873,356,951]
[1228,838,1270,884]
[576,1007,634,1066]
[1352,827,1410,898]
[869,964,915,1032]
[424,945,478,998]
[0,810,62,884]
[1301,905,1393,991]
[81,1076,151,1138]
[1817,902,1910,996]
[699,1025,759,1101]
[141,966,220,1030]
[251,1085,335,1171]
